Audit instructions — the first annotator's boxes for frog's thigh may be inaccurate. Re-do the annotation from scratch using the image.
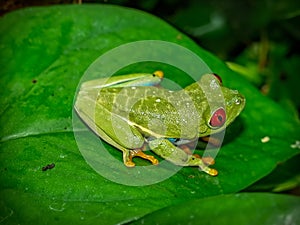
[76,96,142,149]
[94,112,159,166]
[76,97,159,166]
[95,125,135,167]
[76,97,143,166]
[94,109,159,166]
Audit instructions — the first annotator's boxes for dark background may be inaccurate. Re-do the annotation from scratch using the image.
[1,0,299,119]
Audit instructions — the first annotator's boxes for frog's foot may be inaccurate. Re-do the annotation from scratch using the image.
[201,136,221,146]
[124,160,136,167]
[199,166,218,176]
[123,151,136,167]
[130,149,159,165]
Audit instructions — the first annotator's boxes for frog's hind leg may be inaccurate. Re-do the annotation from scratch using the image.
[201,136,221,146]
[122,147,160,167]
[129,149,159,166]
[76,95,160,167]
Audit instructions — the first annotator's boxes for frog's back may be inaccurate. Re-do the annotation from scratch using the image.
[98,86,200,139]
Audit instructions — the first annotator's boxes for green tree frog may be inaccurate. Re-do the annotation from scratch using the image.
[74,71,245,176]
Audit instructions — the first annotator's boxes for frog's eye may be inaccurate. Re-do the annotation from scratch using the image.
[209,108,226,128]
[212,73,222,85]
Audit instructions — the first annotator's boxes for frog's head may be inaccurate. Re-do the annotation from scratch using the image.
[196,73,246,136]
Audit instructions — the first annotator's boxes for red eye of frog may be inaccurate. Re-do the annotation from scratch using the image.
[209,108,226,128]
[212,73,222,85]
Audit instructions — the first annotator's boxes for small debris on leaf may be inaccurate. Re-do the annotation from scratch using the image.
[42,163,55,171]
[290,140,300,149]
[261,136,270,143]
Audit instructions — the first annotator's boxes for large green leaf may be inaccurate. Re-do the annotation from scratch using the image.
[131,193,300,225]
[0,4,299,224]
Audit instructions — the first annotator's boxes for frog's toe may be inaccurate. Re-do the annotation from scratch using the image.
[122,150,136,167]
[192,153,201,158]
[124,160,136,167]
[149,157,159,165]
[202,156,215,165]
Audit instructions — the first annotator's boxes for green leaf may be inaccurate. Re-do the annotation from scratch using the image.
[247,154,300,192]
[131,193,300,225]
[0,4,299,224]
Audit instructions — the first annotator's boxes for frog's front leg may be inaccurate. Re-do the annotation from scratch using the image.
[148,138,218,176]
[129,148,159,166]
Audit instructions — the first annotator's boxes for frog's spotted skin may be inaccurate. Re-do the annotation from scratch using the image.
[75,71,245,176]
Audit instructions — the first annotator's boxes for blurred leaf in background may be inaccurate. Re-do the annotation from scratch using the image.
[96,0,300,118]
[0,1,299,224]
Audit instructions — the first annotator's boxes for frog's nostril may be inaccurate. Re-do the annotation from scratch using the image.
[235,97,242,105]
[236,94,246,106]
